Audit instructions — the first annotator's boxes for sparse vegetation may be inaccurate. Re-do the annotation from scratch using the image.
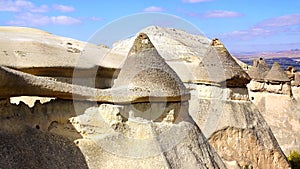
[288,150,300,169]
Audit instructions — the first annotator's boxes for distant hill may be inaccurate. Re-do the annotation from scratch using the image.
[233,49,300,70]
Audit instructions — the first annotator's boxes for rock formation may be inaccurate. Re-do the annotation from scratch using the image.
[293,73,300,86]
[265,62,290,82]
[0,30,226,168]
[97,27,291,168]
[264,62,291,95]
[187,39,290,168]
[248,58,270,82]
[248,60,292,95]
[247,59,300,156]
[191,38,251,87]
[0,26,120,89]
[286,66,300,87]
[112,26,211,62]
[0,26,294,169]
[286,66,297,80]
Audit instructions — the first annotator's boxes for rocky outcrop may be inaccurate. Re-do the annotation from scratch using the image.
[112,26,211,62]
[286,66,297,80]
[265,62,291,82]
[293,73,300,86]
[249,91,300,156]
[189,85,290,168]
[0,97,226,169]
[0,33,190,103]
[286,66,300,87]
[70,104,226,169]
[248,60,292,95]
[247,59,300,156]
[191,38,250,87]
[187,39,290,168]
[0,26,293,169]
[0,127,89,169]
[248,58,270,82]
[0,31,227,168]
[0,26,120,89]
[112,33,190,102]
[110,30,291,168]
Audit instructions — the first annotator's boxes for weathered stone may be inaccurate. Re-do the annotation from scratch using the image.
[0,127,89,169]
[292,73,300,86]
[112,33,190,102]
[265,62,290,82]
[70,104,226,169]
[192,38,250,87]
[248,80,265,92]
[188,82,291,169]
[248,58,270,81]
[248,91,300,156]
[112,26,211,62]
[0,32,190,103]
[265,82,292,95]
[286,66,297,80]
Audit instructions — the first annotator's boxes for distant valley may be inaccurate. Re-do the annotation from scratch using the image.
[234,49,300,70]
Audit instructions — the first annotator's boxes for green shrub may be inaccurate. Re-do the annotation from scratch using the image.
[288,150,300,169]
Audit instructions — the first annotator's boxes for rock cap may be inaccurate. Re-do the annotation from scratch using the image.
[193,38,250,87]
[265,62,290,82]
[112,33,190,102]
[248,58,270,81]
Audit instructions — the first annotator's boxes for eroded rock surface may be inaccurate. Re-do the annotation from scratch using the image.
[70,104,226,169]
[186,40,290,168]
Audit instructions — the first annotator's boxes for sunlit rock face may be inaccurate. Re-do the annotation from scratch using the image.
[0,29,226,169]
[186,39,290,168]
[247,59,300,156]
[0,26,294,169]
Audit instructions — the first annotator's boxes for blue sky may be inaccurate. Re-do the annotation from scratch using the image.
[0,0,299,52]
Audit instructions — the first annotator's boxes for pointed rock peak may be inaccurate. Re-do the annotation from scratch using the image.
[253,59,259,67]
[248,58,270,81]
[128,33,155,56]
[272,62,281,69]
[265,62,290,82]
[258,58,270,69]
[113,33,190,102]
[211,38,224,47]
[194,38,250,86]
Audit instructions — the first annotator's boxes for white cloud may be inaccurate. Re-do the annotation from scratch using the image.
[143,6,164,12]
[182,0,211,3]
[204,10,242,18]
[222,28,274,40]
[7,12,81,26]
[0,0,49,13]
[53,4,75,13]
[255,14,300,27]
[50,16,81,25]
[222,13,300,40]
